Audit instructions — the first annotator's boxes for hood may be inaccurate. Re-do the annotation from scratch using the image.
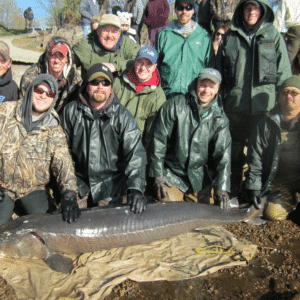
[21,74,59,132]
[39,36,73,79]
[0,68,13,87]
[232,0,274,33]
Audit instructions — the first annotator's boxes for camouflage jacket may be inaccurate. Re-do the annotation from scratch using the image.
[0,100,77,200]
[20,58,82,114]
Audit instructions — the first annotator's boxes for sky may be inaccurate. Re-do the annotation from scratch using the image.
[15,0,50,26]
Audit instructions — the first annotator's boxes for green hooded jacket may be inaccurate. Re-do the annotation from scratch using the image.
[216,0,291,115]
[148,91,231,193]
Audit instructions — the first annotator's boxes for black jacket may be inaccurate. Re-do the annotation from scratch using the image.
[60,92,147,202]
[0,68,18,103]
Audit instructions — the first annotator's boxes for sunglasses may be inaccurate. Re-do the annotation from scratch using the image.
[34,87,56,98]
[89,79,111,87]
[176,4,194,11]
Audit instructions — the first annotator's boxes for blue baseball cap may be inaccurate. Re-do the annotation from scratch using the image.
[135,46,158,65]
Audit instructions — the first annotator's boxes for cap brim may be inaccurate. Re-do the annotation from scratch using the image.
[88,72,112,83]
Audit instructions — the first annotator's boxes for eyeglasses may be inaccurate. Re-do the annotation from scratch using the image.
[281,89,300,98]
[89,79,111,87]
[176,4,193,11]
[34,87,56,98]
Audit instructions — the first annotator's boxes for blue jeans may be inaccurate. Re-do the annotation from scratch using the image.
[82,24,91,38]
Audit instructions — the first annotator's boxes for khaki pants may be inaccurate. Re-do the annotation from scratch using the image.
[157,184,214,205]
[263,185,299,221]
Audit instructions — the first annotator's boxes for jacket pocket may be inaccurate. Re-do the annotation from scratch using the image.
[257,40,277,84]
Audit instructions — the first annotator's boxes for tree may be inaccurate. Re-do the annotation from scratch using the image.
[0,0,24,29]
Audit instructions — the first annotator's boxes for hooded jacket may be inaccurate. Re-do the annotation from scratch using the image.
[0,68,18,103]
[20,36,82,115]
[143,0,170,29]
[73,30,140,78]
[148,91,231,193]
[60,83,147,202]
[0,74,77,200]
[216,0,291,116]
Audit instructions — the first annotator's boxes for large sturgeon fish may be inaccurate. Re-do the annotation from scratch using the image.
[0,201,263,273]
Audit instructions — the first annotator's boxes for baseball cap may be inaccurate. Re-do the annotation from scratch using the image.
[135,46,158,65]
[99,14,121,30]
[49,43,69,57]
[0,41,11,61]
[175,0,195,8]
[87,63,114,83]
[198,68,222,84]
[245,0,260,7]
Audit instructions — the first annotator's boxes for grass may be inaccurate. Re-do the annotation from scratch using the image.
[11,37,44,53]
[0,24,27,36]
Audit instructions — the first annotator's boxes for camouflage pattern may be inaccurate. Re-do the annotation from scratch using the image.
[0,100,77,200]
[20,60,82,114]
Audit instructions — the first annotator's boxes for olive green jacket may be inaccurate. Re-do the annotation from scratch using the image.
[245,107,294,195]
[148,91,231,193]
[73,30,140,78]
[217,0,291,115]
[113,68,166,144]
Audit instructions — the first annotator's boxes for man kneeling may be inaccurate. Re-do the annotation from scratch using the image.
[246,75,300,221]
[0,74,81,225]
[148,68,232,210]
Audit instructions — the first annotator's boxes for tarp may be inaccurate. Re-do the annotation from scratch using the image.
[0,227,257,300]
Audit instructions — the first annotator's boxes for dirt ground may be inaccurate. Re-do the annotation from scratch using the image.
[1,215,300,300]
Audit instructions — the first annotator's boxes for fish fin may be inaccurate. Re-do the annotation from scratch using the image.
[44,253,73,274]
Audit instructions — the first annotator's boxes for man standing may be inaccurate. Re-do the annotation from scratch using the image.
[217,0,291,192]
[73,14,140,79]
[0,74,80,225]
[61,63,147,213]
[113,46,166,146]
[155,0,214,99]
[24,7,34,31]
[148,68,231,210]
[246,76,300,221]
[79,0,100,37]
[20,36,82,114]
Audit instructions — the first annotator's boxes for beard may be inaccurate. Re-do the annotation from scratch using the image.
[90,89,108,103]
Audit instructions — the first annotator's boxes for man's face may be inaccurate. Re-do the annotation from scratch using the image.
[32,82,55,117]
[243,3,261,27]
[175,2,195,26]
[87,76,112,108]
[48,51,68,75]
[197,79,220,106]
[134,58,157,83]
[97,25,121,50]
[0,54,11,78]
[279,86,300,113]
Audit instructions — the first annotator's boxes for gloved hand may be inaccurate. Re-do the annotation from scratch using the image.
[247,189,261,210]
[0,187,5,202]
[127,189,147,214]
[214,190,230,211]
[61,190,81,223]
[155,177,173,199]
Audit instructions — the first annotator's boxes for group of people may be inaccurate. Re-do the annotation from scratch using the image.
[0,0,299,226]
